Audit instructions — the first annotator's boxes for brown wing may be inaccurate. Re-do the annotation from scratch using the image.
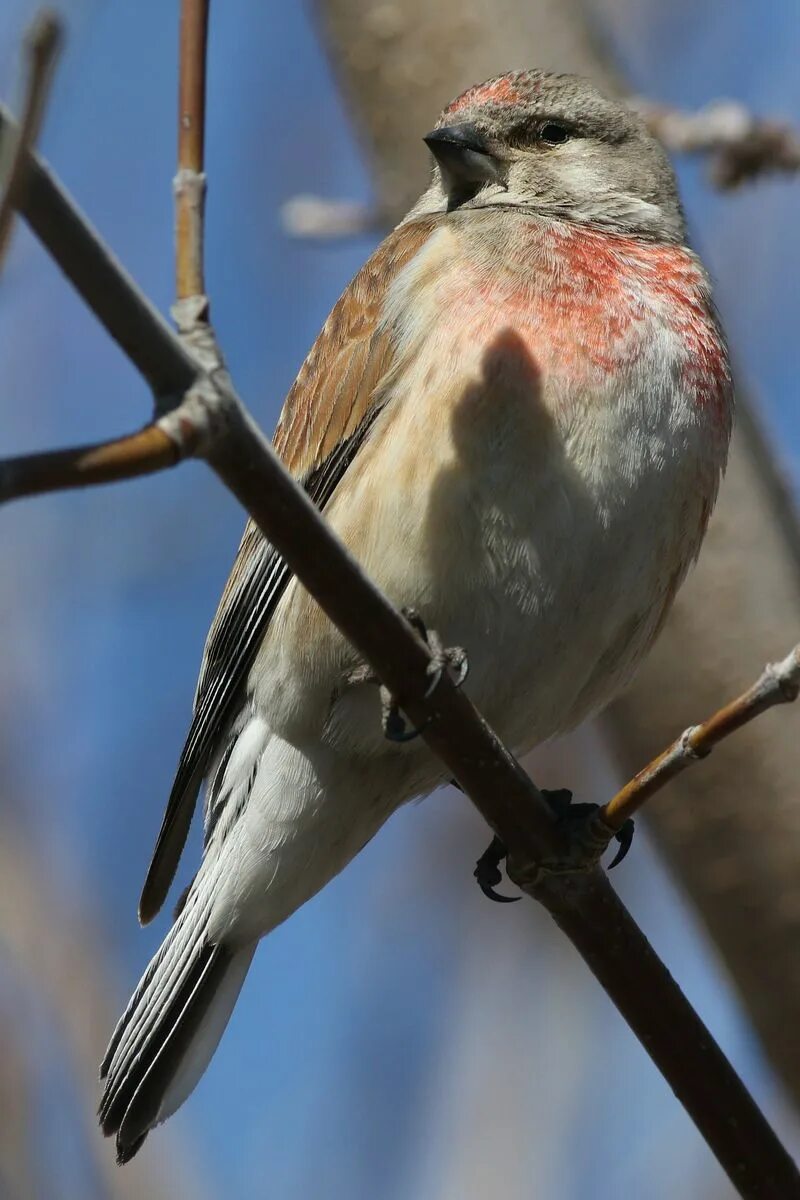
[138,217,437,924]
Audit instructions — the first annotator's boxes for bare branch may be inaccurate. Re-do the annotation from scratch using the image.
[602,645,800,831]
[635,98,800,188]
[281,194,384,239]
[175,0,209,305]
[0,103,198,402]
[0,10,62,270]
[280,96,800,247]
[0,424,183,502]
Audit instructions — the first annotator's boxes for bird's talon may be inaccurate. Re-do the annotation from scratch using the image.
[423,640,469,699]
[376,608,468,735]
[474,835,521,903]
[380,685,428,742]
[607,818,635,869]
[401,607,468,698]
[479,880,521,903]
[451,649,469,688]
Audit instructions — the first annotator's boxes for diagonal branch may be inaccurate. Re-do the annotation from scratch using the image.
[0,11,62,270]
[0,8,798,1195]
[602,645,800,831]
[0,104,198,402]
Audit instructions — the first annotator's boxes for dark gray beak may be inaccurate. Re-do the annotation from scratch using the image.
[423,123,505,191]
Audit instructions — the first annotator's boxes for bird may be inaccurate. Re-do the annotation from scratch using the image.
[99,68,733,1161]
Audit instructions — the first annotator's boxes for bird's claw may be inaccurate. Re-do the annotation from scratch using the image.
[474,835,521,903]
[606,816,635,869]
[540,789,635,872]
[381,684,430,742]
[381,608,468,742]
[532,789,635,876]
[474,792,635,901]
[402,607,469,699]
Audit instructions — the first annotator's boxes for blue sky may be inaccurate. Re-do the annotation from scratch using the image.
[1,3,798,1197]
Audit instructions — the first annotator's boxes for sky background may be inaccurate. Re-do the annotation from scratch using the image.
[0,2,798,1198]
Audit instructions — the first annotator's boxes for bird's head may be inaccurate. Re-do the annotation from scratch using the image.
[420,69,684,243]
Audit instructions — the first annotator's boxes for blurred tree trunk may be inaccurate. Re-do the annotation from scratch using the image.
[315,0,800,1107]
[316,0,620,224]
[0,1013,35,1200]
[0,816,209,1200]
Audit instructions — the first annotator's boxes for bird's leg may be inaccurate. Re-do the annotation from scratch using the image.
[344,607,468,743]
[473,789,635,903]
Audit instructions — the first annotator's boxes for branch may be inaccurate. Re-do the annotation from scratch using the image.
[280,194,384,239]
[635,98,800,188]
[0,10,798,1196]
[175,0,209,307]
[279,98,800,247]
[603,646,800,831]
[0,10,62,269]
[0,104,198,402]
[0,424,182,501]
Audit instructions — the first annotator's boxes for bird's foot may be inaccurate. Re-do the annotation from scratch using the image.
[536,789,635,872]
[474,835,521,903]
[408,609,469,699]
[475,790,634,902]
[347,608,467,743]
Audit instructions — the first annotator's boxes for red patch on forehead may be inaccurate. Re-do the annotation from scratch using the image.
[444,75,527,117]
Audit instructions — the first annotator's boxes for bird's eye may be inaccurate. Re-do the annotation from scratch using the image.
[538,122,570,145]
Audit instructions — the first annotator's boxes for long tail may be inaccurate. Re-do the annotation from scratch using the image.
[99,882,255,1163]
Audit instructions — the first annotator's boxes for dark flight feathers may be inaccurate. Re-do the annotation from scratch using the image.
[138,218,437,924]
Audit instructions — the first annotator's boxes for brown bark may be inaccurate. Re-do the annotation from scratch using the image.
[316,0,800,1106]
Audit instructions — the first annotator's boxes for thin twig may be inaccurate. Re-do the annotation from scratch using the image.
[175,0,210,310]
[635,97,800,189]
[1,24,799,1197]
[0,424,182,502]
[0,10,62,270]
[0,103,199,401]
[602,645,800,832]
[281,194,384,239]
[280,99,800,248]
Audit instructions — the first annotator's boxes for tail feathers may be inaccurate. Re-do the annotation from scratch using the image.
[104,945,230,1161]
[99,896,254,1163]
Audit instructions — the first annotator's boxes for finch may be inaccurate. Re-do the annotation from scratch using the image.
[99,69,732,1160]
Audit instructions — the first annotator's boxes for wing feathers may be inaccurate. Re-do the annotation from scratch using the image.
[138,217,439,922]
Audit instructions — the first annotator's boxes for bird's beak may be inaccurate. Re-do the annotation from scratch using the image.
[423,123,505,190]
